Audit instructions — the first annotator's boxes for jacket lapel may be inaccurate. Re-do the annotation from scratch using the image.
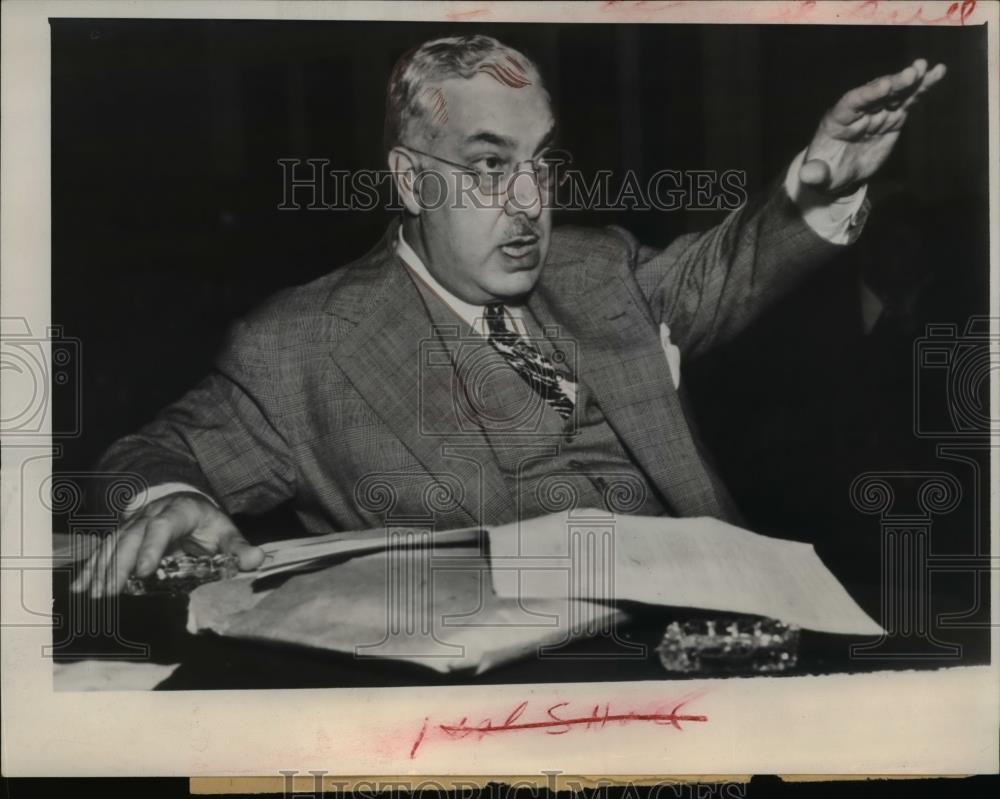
[529,246,726,519]
[326,224,514,527]
[326,221,727,524]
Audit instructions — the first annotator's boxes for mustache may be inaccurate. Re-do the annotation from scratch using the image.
[500,225,542,245]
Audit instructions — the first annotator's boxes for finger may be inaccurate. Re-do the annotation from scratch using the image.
[844,61,926,115]
[881,108,909,134]
[902,62,947,110]
[865,108,890,134]
[870,67,919,114]
[103,522,147,596]
[135,510,191,576]
[842,75,893,114]
[836,113,873,139]
[71,537,107,593]
[109,499,211,593]
[217,528,266,571]
[799,158,831,189]
[925,62,947,88]
[886,64,919,98]
[90,531,122,599]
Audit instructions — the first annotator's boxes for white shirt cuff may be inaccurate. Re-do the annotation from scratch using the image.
[784,148,868,245]
[122,482,219,518]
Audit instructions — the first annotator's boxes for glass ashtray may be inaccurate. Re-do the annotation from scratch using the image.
[655,616,800,675]
[124,552,239,596]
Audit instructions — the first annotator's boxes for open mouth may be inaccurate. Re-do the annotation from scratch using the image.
[499,235,539,259]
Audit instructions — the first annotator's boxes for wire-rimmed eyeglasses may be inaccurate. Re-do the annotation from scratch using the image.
[399,144,572,198]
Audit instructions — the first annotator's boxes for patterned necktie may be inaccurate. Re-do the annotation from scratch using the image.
[483,303,575,420]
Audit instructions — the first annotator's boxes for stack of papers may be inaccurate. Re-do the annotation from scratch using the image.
[187,511,882,673]
[189,546,624,674]
[487,511,883,636]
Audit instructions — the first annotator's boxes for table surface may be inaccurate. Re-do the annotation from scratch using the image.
[50,568,990,690]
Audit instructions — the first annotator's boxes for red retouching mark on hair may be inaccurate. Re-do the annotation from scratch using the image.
[498,58,529,81]
[505,54,526,73]
[425,87,449,125]
[476,62,531,88]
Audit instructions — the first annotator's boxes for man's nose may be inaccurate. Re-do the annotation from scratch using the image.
[504,169,543,220]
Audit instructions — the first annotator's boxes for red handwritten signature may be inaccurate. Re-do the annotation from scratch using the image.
[845,0,977,25]
[598,0,977,26]
[409,694,707,758]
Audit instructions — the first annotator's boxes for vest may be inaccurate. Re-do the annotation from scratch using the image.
[409,270,668,521]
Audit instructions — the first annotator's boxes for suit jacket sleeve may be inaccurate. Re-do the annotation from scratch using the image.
[93,316,298,517]
[618,178,862,360]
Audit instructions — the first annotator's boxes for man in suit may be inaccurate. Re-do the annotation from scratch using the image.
[74,35,945,597]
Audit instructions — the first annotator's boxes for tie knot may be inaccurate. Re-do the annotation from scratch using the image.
[483,303,508,335]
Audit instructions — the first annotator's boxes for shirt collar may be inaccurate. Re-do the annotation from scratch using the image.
[395,225,524,337]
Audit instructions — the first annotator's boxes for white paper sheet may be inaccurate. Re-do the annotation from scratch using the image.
[191,546,625,674]
[486,511,884,636]
[252,524,482,582]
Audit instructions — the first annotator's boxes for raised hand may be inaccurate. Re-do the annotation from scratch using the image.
[800,58,947,196]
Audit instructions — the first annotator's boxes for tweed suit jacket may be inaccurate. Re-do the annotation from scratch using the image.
[97,183,847,534]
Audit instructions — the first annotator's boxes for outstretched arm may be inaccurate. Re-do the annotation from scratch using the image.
[799,58,946,196]
[631,58,946,359]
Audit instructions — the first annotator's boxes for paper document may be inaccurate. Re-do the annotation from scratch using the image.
[252,524,482,583]
[486,511,883,636]
[190,546,624,674]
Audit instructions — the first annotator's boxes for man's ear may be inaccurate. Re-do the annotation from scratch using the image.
[388,147,422,216]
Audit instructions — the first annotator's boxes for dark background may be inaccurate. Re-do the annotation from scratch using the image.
[51,19,990,618]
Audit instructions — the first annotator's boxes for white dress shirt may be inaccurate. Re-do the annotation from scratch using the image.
[122,151,867,517]
[395,227,530,338]
[785,148,868,244]
[396,226,580,406]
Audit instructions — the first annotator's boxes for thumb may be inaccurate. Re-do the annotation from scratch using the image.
[218,529,266,571]
[799,158,832,189]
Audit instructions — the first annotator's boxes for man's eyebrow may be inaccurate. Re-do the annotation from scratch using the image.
[533,125,557,155]
[462,124,557,154]
[463,131,517,150]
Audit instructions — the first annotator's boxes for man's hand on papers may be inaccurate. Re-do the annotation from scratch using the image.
[800,58,946,197]
[70,492,264,598]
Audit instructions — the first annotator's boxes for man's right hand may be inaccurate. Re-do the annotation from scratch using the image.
[70,491,265,598]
